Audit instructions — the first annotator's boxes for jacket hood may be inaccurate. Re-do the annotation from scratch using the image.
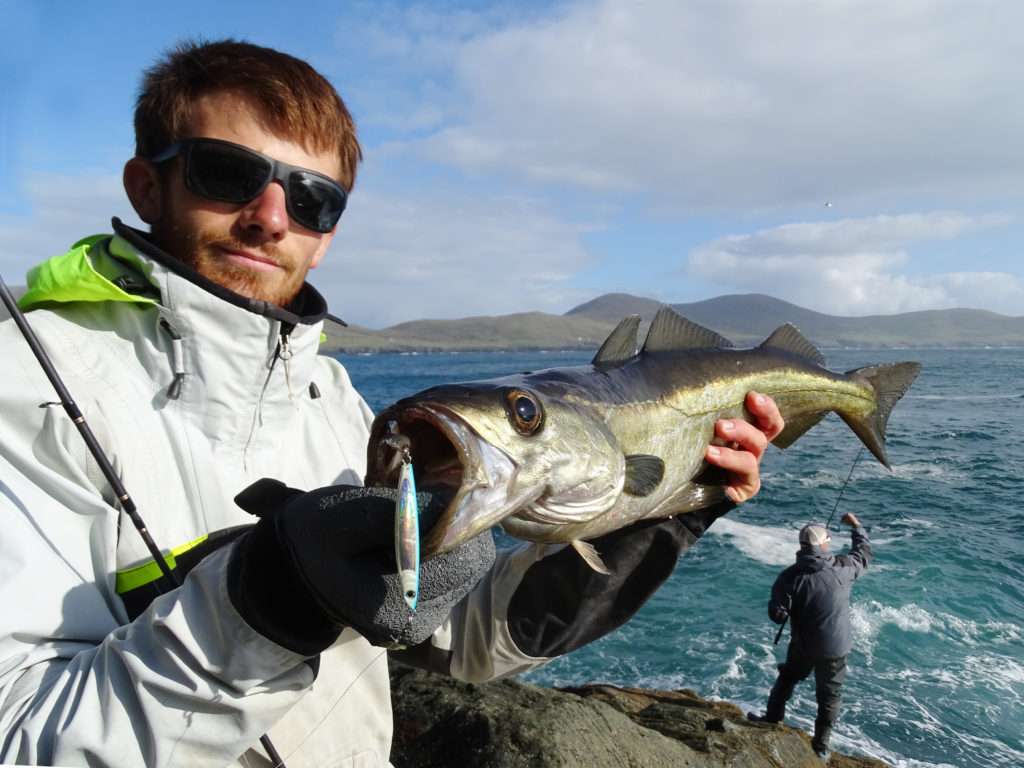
[795,550,835,572]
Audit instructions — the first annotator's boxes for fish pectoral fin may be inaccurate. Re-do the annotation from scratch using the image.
[572,539,612,575]
[772,411,828,449]
[623,454,665,496]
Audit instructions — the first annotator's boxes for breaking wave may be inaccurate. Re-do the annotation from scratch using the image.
[707,518,798,566]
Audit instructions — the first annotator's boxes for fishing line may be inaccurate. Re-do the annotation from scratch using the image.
[825,446,864,531]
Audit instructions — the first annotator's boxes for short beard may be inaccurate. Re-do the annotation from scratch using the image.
[152,220,309,308]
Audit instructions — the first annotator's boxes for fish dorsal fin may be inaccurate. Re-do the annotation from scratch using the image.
[759,324,825,365]
[572,539,611,575]
[623,454,665,496]
[641,307,733,353]
[592,315,641,367]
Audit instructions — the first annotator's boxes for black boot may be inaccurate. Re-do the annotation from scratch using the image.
[746,712,781,724]
[812,723,832,760]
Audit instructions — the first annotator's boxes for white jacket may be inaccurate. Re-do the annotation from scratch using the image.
[0,223,548,767]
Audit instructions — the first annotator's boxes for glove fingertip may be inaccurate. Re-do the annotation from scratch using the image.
[234,478,305,518]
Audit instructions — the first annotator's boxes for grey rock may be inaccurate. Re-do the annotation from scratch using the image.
[389,662,891,768]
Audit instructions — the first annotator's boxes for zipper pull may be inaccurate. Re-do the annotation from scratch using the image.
[159,318,186,399]
[279,325,295,401]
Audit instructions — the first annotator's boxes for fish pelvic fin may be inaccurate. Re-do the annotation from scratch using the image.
[593,314,641,367]
[623,454,665,496]
[572,539,612,575]
[759,323,825,366]
[841,362,922,469]
[642,307,733,353]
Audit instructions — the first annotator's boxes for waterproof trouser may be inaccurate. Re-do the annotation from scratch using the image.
[766,645,847,752]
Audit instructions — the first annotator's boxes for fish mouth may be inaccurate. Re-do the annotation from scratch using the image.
[366,404,541,555]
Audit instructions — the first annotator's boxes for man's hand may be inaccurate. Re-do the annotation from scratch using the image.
[841,512,862,528]
[704,391,785,504]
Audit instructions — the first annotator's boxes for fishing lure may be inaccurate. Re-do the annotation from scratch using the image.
[386,421,420,610]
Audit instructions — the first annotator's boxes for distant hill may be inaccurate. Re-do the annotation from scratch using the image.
[324,311,614,353]
[322,293,1024,353]
[569,293,1024,347]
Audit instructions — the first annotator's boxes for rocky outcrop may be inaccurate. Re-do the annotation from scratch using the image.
[389,663,890,767]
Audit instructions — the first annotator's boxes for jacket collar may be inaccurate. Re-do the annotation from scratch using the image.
[111,218,331,328]
[21,225,344,453]
[106,225,333,450]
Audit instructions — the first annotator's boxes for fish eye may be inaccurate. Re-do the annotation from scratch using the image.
[505,389,543,435]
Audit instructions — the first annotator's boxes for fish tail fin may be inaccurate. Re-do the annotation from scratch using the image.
[840,362,922,469]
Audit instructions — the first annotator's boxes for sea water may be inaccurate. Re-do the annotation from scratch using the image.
[336,347,1024,768]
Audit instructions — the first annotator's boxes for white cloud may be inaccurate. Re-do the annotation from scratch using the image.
[400,0,1024,209]
[689,213,1023,316]
[335,3,523,133]
[0,173,142,278]
[320,186,596,327]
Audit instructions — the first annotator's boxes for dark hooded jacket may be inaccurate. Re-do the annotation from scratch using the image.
[769,526,871,659]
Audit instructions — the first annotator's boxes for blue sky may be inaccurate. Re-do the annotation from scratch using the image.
[2,0,1021,327]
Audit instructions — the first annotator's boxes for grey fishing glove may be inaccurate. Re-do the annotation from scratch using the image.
[228,479,496,655]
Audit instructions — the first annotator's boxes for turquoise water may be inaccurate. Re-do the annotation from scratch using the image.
[337,347,1024,768]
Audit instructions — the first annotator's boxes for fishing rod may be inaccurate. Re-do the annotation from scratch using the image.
[0,274,288,768]
[773,600,790,645]
[0,275,178,591]
[773,446,864,647]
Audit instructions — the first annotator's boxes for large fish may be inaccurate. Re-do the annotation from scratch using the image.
[364,307,920,573]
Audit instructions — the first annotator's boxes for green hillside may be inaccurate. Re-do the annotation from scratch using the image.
[322,293,1024,353]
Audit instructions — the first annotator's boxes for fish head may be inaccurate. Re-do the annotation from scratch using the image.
[365,374,626,554]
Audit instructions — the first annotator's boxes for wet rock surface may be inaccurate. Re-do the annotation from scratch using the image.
[389,662,890,768]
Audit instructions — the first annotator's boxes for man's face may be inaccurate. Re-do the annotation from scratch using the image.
[146,91,340,306]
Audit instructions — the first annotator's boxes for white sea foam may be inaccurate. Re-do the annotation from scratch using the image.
[851,600,1023,651]
[707,518,798,566]
[869,516,937,545]
[721,646,746,681]
[896,517,936,529]
[831,722,959,768]
[890,461,962,482]
[963,654,1024,693]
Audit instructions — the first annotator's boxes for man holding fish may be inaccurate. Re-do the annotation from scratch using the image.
[2,38,919,768]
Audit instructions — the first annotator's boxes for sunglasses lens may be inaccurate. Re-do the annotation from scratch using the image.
[187,142,271,203]
[287,173,347,233]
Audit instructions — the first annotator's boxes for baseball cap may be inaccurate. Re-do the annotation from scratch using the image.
[799,523,831,548]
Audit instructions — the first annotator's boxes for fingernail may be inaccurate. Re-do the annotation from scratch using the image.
[721,420,734,431]
[707,446,721,457]
[754,394,766,405]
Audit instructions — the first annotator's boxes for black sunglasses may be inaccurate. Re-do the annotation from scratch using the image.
[150,137,347,233]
